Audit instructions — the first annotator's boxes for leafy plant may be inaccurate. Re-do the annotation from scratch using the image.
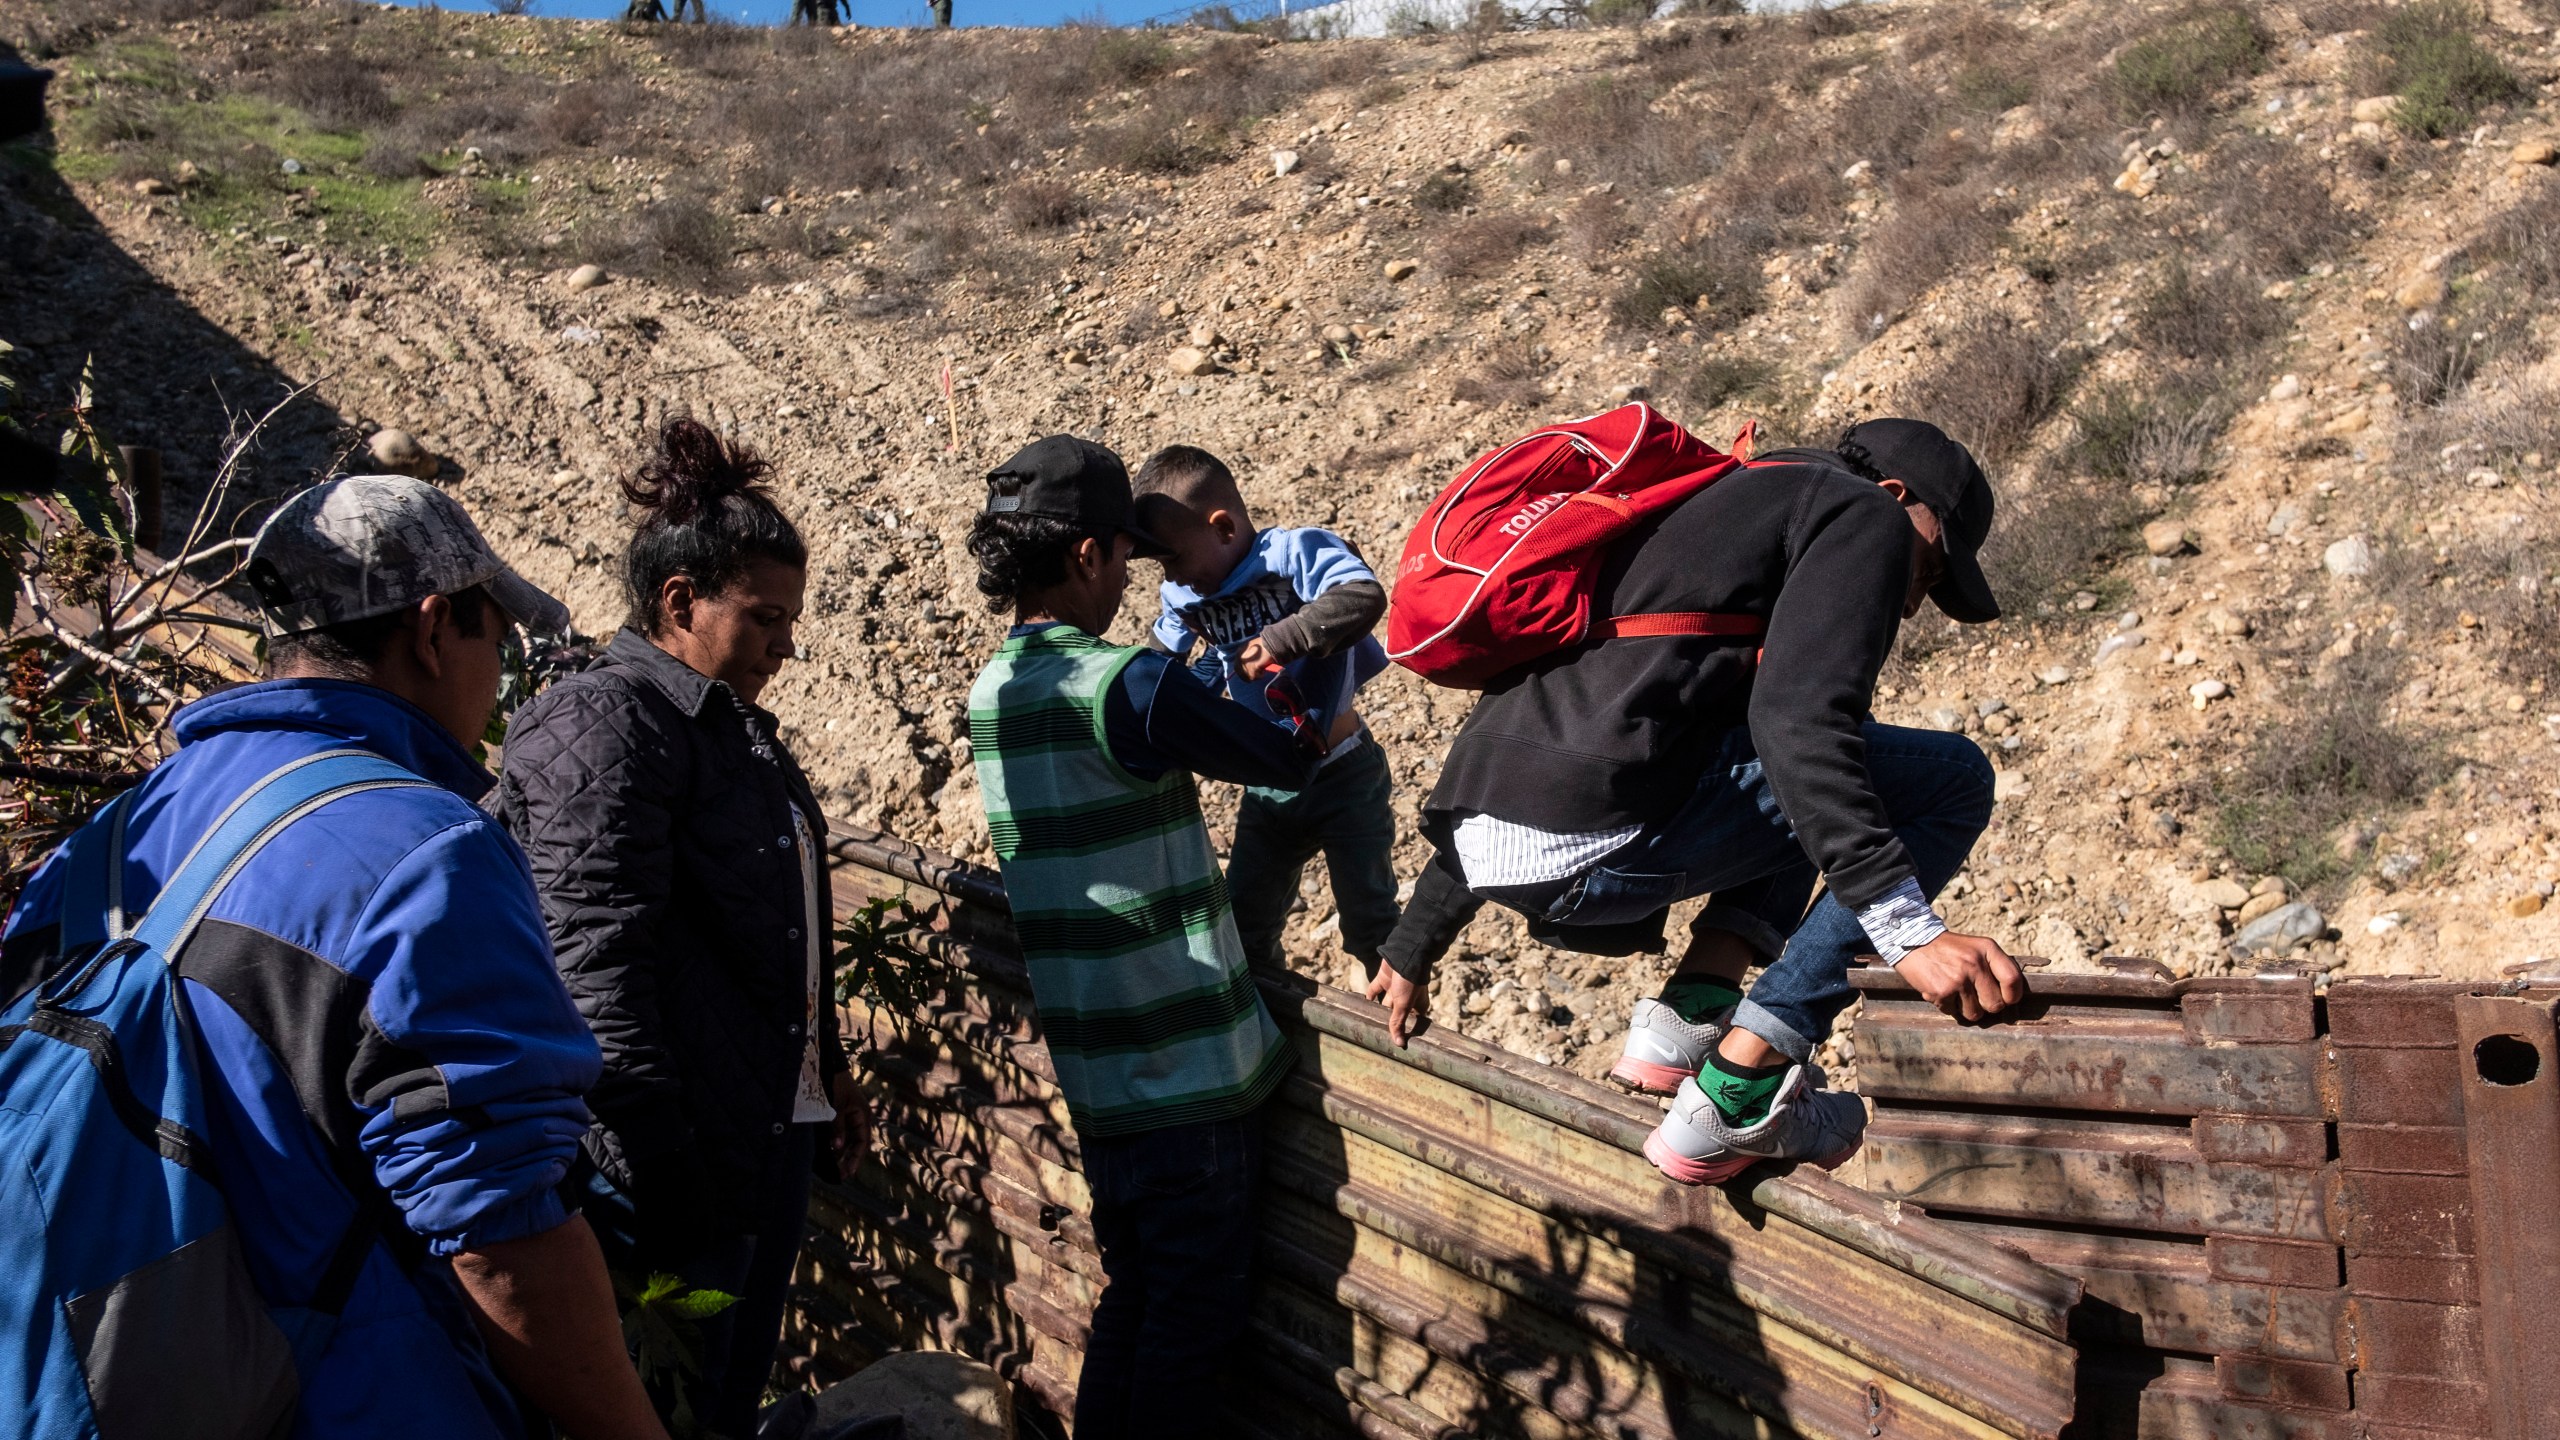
[833,893,927,1013]
[616,1270,741,1440]
[2113,5,2266,116]
[2375,0,2523,140]
[0,344,132,628]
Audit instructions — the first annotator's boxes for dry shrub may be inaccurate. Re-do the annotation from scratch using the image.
[1003,178,1090,231]
[1679,353,1775,412]
[1562,191,1631,268]
[1523,76,1722,191]
[1610,223,1768,334]
[2204,135,2356,275]
[2396,370,2560,472]
[1973,473,2144,619]
[2392,314,2497,410]
[606,194,736,288]
[1833,187,2007,337]
[2064,379,2226,487]
[1435,212,1549,281]
[1895,311,2067,461]
[541,79,640,150]
[2133,259,2279,367]
[2470,181,2560,296]
[264,55,398,129]
[1452,342,1548,410]
[2212,649,2435,894]
[1413,170,1472,214]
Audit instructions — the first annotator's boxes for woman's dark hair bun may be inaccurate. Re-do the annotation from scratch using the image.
[619,417,808,636]
[620,417,773,527]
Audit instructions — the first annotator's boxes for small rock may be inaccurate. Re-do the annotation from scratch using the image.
[2200,878,2252,911]
[2113,163,2160,198]
[366,428,438,480]
[2230,901,2326,959]
[1977,696,2011,719]
[2367,911,2405,936]
[1320,323,1354,346]
[2236,891,2290,927]
[2150,811,2183,841]
[809,1350,1013,1440]
[280,157,305,175]
[2267,502,2303,537]
[2267,374,2302,402]
[2118,611,2142,630]
[175,159,201,185]
[2323,535,2375,578]
[2071,590,2098,611]
[1156,298,1183,319]
[1271,148,1301,178]
[2189,678,2229,708]
[2466,466,2504,489]
[133,177,174,197]
[2513,139,2558,167]
[1608,382,1650,403]
[1185,321,1219,349]
[2038,665,2072,686]
[2511,893,2547,919]
[1167,346,1217,377]
[2351,95,2401,124]
[566,263,609,292]
[1553,157,1574,178]
[2377,851,2422,887]
[2203,606,2252,637]
[1059,348,1089,367]
[2394,275,2449,311]
[1925,707,1966,732]
[2094,630,2147,665]
[2251,875,2290,899]
[1384,259,1420,282]
[2142,519,2194,557]
[2323,405,2371,436]
[2335,823,2378,861]
[1841,159,1873,184]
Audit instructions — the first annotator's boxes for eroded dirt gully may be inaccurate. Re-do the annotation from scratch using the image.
[15,0,2560,1082]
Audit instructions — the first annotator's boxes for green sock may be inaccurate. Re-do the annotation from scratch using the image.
[1699,1050,1788,1127]
[1659,973,1744,1026]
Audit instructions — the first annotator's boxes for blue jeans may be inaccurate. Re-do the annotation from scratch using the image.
[1073,1111,1266,1439]
[1540,723,1994,1062]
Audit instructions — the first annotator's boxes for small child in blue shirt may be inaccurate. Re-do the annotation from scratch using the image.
[1134,445,1402,977]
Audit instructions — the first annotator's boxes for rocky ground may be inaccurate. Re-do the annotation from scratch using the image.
[10,0,2560,1082]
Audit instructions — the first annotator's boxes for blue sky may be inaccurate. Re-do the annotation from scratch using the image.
[407,0,1211,29]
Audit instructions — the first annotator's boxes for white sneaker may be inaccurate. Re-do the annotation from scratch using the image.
[1608,997,1729,1096]
[1640,1063,1867,1186]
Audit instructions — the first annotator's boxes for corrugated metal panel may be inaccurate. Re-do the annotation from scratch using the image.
[792,826,2087,1439]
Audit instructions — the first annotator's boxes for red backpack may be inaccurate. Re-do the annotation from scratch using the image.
[1384,403,1765,689]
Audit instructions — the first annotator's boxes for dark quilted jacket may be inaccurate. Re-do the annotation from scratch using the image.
[494,629,850,1205]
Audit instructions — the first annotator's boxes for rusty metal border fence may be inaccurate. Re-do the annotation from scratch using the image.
[1843,965,2560,1440]
[790,825,2089,1440]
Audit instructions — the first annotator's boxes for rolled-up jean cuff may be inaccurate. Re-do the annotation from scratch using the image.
[1731,999,1816,1065]
[1691,907,1789,967]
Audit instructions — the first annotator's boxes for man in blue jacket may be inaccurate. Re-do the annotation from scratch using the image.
[1,476,666,1439]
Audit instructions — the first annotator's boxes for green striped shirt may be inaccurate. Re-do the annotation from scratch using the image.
[968,626,1290,1137]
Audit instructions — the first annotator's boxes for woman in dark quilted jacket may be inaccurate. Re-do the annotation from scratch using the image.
[495,418,862,1438]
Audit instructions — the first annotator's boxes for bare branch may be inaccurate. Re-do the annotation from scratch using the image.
[26,580,179,706]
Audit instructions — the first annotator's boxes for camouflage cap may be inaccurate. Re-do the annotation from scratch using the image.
[245,474,572,639]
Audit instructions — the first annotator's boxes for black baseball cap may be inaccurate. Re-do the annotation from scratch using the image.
[982,435,1166,556]
[1835,418,2000,624]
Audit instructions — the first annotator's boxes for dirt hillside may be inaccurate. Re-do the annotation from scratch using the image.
[9,0,2560,1080]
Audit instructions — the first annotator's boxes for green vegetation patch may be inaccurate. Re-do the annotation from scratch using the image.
[2113,5,2266,116]
[2212,656,2438,895]
[2375,0,2525,140]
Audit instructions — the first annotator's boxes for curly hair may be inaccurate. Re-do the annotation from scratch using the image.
[967,511,1094,614]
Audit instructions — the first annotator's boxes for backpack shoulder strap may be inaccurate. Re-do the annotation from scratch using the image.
[60,790,138,952]
[128,749,438,960]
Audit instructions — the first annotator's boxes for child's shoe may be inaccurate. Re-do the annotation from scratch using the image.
[1607,998,1728,1096]
[1640,1063,1867,1186]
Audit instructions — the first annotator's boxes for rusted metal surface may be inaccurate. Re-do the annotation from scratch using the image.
[2452,993,2560,1440]
[1848,966,2560,1440]
[799,830,2088,1439]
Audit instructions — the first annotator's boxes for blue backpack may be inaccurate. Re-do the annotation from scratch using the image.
[0,751,436,1440]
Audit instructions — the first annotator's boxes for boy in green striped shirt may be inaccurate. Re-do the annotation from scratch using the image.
[965,435,1317,1438]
